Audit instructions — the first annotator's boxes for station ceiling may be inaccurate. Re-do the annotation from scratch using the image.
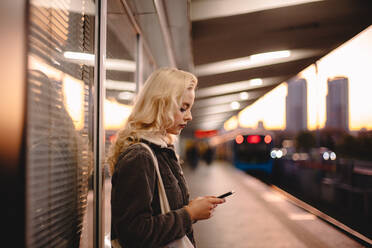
[185,0,372,134]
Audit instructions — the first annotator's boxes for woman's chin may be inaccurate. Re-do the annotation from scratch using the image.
[167,129,182,135]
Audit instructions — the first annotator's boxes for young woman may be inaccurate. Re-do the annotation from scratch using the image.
[108,68,225,248]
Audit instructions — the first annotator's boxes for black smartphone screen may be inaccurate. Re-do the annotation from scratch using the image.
[217,191,234,198]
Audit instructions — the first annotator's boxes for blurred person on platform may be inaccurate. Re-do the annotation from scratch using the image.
[107,68,225,248]
[186,141,200,170]
[203,144,215,165]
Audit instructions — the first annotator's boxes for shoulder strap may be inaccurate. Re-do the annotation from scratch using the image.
[139,143,171,214]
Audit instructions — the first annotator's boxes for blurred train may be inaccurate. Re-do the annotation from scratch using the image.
[234,133,274,173]
[211,129,275,174]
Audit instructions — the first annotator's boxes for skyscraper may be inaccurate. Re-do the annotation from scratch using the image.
[286,78,307,132]
[326,77,349,130]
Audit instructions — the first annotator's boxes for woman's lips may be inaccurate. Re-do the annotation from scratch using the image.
[179,124,186,129]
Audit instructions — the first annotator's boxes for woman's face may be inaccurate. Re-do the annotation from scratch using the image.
[166,89,195,135]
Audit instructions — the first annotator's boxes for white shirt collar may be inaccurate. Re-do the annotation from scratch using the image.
[138,132,168,148]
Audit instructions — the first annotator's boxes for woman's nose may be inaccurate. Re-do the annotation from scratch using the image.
[185,111,192,121]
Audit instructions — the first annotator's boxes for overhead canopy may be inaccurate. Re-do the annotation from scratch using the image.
[186,0,372,133]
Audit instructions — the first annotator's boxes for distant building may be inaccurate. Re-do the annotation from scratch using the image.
[257,120,265,130]
[286,78,307,132]
[326,77,349,131]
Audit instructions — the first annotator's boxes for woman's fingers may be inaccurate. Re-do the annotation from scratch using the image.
[208,196,226,204]
[186,195,226,221]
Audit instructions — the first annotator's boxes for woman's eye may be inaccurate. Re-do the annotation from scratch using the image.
[180,107,186,113]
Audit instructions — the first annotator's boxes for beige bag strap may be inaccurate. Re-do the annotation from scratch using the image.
[139,143,171,213]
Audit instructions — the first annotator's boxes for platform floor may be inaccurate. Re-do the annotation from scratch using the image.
[183,161,365,248]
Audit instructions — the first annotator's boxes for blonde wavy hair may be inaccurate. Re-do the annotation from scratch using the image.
[107,67,197,174]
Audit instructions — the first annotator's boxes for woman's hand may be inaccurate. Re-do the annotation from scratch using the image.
[184,196,225,221]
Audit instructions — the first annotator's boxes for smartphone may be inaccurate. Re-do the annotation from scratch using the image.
[217,190,235,199]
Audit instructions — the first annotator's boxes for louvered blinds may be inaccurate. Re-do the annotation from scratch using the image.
[26,1,95,247]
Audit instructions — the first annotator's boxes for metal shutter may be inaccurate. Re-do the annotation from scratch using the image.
[26,1,94,247]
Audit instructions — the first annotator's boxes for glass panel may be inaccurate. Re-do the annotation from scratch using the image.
[141,43,156,87]
[104,1,137,246]
[26,0,96,247]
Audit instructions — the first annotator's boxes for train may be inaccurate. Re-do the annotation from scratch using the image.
[211,129,275,174]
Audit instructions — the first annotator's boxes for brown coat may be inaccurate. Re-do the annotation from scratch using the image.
[111,138,195,248]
